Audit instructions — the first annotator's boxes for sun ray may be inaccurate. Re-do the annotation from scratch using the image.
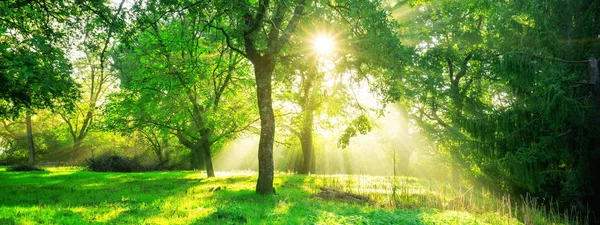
[313,35,335,55]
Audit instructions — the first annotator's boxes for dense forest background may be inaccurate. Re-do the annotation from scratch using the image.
[1,0,599,214]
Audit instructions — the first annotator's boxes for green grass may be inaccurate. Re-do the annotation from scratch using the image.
[0,167,573,224]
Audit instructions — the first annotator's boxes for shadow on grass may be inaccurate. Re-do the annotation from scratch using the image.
[1,170,203,206]
[190,174,429,224]
[0,169,206,224]
[1,170,432,224]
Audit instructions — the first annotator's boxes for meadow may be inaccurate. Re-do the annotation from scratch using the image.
[0,167,586,224]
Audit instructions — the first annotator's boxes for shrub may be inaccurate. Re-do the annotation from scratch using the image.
[87,154,145,172]
[7,164,44,172]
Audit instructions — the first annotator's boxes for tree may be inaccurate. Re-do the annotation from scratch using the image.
[59,2,126,161]
[106,1,256,177]
[270,0,407,175]
[1,0,115,165]
[208,0,308,193]
[0,110,72,165]
[275,49,326,174]
[385,0,600,210]
[24,112,35,165]
[0,0,112,118]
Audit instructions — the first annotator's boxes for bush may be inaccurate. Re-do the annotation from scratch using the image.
[7,164,44,172]
[87,154,145,172]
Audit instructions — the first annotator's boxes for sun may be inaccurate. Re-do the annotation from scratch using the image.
[313,35,335,55]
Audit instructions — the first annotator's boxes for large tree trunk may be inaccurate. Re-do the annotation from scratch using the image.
[254,55,276,194]
[25,112,35,166]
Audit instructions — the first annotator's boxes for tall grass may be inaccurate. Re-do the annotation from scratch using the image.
[319,174,592,225]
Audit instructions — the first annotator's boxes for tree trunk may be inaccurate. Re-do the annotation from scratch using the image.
[190,146,205,170]
[397,104,412,175]
[203,142,215,177]
[396,149,412,175]
[176,133,208,172]
[25,112,35,166]
[253,55,276,194]
[157,138,167,163]
[71,137,82,162]
[200,131,215,177]
[298,109,315,174]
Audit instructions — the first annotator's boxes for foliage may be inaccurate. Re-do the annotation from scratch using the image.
[6,164,43,172]
[58,5,124,156]
[386,0,600,210]
[338,114,373,149]
[0,0,112,117]
[86,154,144,172]
[105,1,257,176]
[271,0,407,173]
[0,112,72,165]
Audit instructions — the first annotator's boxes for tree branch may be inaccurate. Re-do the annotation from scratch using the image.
[454,52,473,84]
[209,24,249,58]
[272,0,307,54]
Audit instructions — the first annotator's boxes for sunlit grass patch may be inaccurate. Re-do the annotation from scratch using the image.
[0,168,583,224]
[43,166,83,173]
[316,174,586,225]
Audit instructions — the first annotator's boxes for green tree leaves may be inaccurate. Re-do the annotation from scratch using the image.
[388,0,600,209]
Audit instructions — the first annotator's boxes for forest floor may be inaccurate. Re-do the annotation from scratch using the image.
[0,167,572,224]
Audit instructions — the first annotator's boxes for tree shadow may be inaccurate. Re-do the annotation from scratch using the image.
[0,169,206,224]
[1,170,431,224]
[189,174,429,224]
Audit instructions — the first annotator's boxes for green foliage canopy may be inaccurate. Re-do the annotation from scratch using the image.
[0,0,113,118]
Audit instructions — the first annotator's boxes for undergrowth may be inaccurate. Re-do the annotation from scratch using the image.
[7,164,44,172]
[319,174,593,225]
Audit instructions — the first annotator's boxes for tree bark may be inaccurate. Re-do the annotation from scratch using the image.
[25,112,35,166]
[203,141,215,177]
[200,129,215,177]
[298,109,315,174]
[253,55,276,194]
[71,136,82,161]
[190,145,202,170]
[177,130,215,177]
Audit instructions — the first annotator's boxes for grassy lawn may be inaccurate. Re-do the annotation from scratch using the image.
[0,167,538,224]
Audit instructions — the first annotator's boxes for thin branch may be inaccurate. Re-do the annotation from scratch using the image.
[272,0,307,54]
[209,24,248,58]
